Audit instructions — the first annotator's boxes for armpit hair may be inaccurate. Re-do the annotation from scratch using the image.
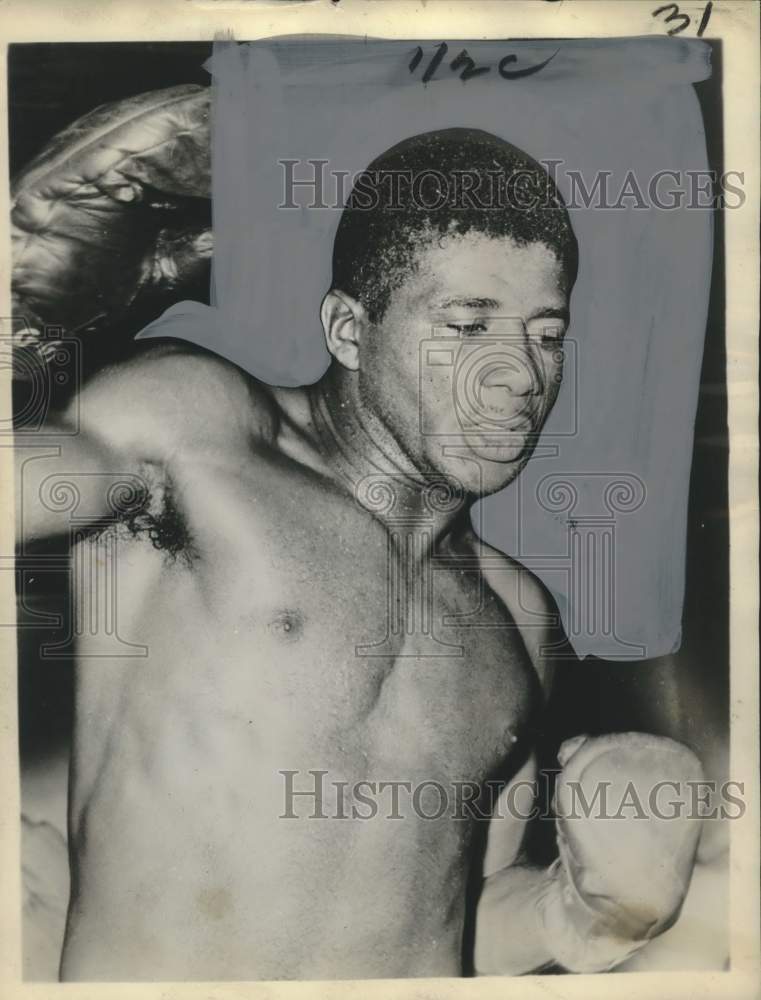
[118,475,195,564]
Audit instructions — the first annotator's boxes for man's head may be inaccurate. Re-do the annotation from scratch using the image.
[321,128,578,495]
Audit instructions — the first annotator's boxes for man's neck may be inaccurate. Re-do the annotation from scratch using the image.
[305,368,472,545]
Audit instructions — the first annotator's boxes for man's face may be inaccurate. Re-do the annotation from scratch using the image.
[357,232,572,495]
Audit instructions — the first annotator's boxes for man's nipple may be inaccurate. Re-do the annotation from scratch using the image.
[267,609,305,641]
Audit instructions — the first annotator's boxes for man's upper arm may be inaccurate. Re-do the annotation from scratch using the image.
[477,542,573,693]
[14,344,271,544]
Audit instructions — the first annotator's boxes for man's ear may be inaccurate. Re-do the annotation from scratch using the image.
[320,289,367,371]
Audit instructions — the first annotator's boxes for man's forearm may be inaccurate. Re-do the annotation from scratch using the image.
[474,863,556,975]
[475,858,657,976]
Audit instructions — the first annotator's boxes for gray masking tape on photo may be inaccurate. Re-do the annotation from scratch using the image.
[136,36,714,659]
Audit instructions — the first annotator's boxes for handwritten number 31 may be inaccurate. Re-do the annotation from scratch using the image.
[652,1,713,36]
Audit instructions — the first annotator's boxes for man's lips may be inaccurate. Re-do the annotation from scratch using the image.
[465,437,533,465]
[463,412,537,434]
[479,417,534,432]
[459,424,538,461]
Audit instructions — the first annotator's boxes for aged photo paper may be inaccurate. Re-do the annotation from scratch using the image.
[0,2,758,999]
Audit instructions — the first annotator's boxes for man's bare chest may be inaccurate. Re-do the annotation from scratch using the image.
[87,456,539,779]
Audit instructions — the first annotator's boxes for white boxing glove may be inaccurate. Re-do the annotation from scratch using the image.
[536,732,704,972]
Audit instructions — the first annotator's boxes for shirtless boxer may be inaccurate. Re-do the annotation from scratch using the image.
[14,128,704,980]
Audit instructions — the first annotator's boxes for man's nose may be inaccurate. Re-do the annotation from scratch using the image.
[480,352,542,396]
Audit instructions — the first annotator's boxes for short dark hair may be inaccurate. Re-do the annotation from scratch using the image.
[331,128,578,324]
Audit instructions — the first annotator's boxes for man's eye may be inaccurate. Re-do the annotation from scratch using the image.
[529,323,566,351]
[447,322,488,337]
[540,333,565,351]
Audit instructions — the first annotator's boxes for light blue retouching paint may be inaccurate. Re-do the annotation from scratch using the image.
[137,36,713,659]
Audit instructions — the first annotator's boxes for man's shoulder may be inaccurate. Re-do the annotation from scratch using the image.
[467,532,557,619]
[74,341,279,456]
[465,530,573,676]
